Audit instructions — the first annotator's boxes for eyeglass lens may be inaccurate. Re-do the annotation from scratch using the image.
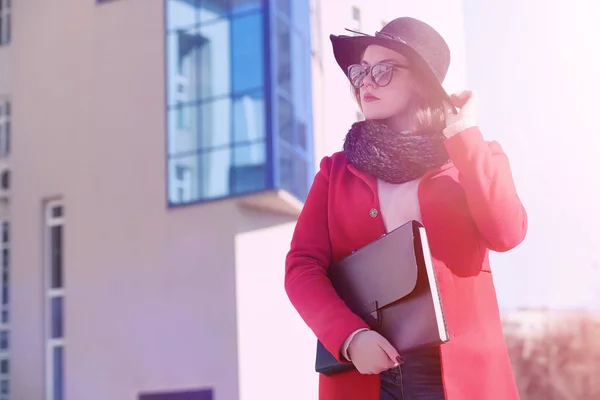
[348,63,395,88]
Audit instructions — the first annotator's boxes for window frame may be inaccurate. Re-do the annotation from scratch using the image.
[164,0,314,207]
[0,99,10,158]
[0,0,11,46]
[0,219,9,400]
[44,201,65,400]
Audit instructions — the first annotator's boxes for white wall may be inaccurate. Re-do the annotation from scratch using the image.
[235,209,319,400]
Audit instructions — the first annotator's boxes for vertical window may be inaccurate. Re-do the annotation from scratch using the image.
[45,202,64,400]
[173,165,192,203]
[309,0,322,63]
[275,0,313,200]
[0,0,10,46]
[0,100,9,158]
[166,0,267,205]
[350,6,361,33]
[0,220,8,400]
[165,0,313,206]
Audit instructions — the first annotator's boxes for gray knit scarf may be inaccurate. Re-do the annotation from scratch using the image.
[343,120,449,184]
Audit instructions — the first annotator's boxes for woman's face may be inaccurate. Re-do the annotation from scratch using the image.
[356,45,414,121]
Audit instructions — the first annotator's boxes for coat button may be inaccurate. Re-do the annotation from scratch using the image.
[369,208,379,218]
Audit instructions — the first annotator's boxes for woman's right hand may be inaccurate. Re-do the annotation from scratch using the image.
[347,330,402,374]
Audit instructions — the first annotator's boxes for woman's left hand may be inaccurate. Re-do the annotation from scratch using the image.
[443,90,479,138]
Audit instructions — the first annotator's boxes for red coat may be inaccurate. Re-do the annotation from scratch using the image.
[285,127,527,400]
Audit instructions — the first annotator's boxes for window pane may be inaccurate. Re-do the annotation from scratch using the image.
[198,98,232,148]
[168,156,196,205]
[276,18,291,94]
[292,0,310,30]
[168,103,200,154]
[51,226,63,289]
[169,148,233,203]
[276,0,290,17]
[0,124,5,157]
[166,0,197,31]
[279,146,309,200]
[168,98,232,156]
[0,359,7,374]
[0,331,7,350]
[1,222,7,243]
[297,120,307,150]
[1,249,6,269]
[166,21,231,106]
[293,153,308,199]
[196,19,230,98]
[198,0,228,23]
[233,141,266,166]
[166,28,209,106]
[233,90,265,144]
[2,121,7,156]
[0,380,7,395]
[230,142,267,195]
[278,96,293,144]
[1,271,6,305]
[53,346,64,400]
[198,148,232,199]
[291,30,307,118]
[51,297,64,339]
[279,146,293,195]
[230,0,261,14]
[52,206,63,218]
[231,12,264,93]
[1,310,7,324]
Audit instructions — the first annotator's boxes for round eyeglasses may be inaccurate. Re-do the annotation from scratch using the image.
[348,62,410,89]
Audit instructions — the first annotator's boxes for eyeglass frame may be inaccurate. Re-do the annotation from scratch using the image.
[347,61,411,89]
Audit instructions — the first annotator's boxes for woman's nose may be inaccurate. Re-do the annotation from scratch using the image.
[362,72,376,88]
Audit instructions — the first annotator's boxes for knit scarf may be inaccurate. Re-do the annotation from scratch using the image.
[343,120,450,184]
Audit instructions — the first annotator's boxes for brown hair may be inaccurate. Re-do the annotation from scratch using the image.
[352,69,446,134]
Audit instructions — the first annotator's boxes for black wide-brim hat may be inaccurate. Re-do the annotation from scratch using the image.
[330,17,455,111]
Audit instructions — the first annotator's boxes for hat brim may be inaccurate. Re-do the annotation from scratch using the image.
[329,34,454,111]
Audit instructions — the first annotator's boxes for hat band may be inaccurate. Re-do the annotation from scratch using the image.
[343,28,408,45]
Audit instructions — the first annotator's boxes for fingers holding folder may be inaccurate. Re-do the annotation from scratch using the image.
[347,330,403,374]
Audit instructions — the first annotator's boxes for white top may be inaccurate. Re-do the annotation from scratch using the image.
[377,178,423,231]
[340,177,423,360]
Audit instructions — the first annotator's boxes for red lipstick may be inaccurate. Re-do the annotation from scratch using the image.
[362,93,379,102]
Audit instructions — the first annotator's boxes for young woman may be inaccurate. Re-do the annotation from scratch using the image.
[284,17,527,400]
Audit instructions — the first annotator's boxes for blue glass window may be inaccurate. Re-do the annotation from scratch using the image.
[51,297,64,339]
[53,347,64,400]
[271,1,313,200]
[231,13,264,93]
[166,0,313,206]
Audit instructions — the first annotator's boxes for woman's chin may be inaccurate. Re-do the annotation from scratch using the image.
[361,110,391,121]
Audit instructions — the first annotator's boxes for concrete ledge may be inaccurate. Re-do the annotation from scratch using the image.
[236,189,304,217]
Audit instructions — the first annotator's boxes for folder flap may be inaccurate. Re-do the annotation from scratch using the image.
[329,220,420,321]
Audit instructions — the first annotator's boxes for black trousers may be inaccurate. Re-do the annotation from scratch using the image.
[380,347,445,400]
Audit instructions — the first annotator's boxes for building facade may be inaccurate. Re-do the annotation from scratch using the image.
[0,0,466,399]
